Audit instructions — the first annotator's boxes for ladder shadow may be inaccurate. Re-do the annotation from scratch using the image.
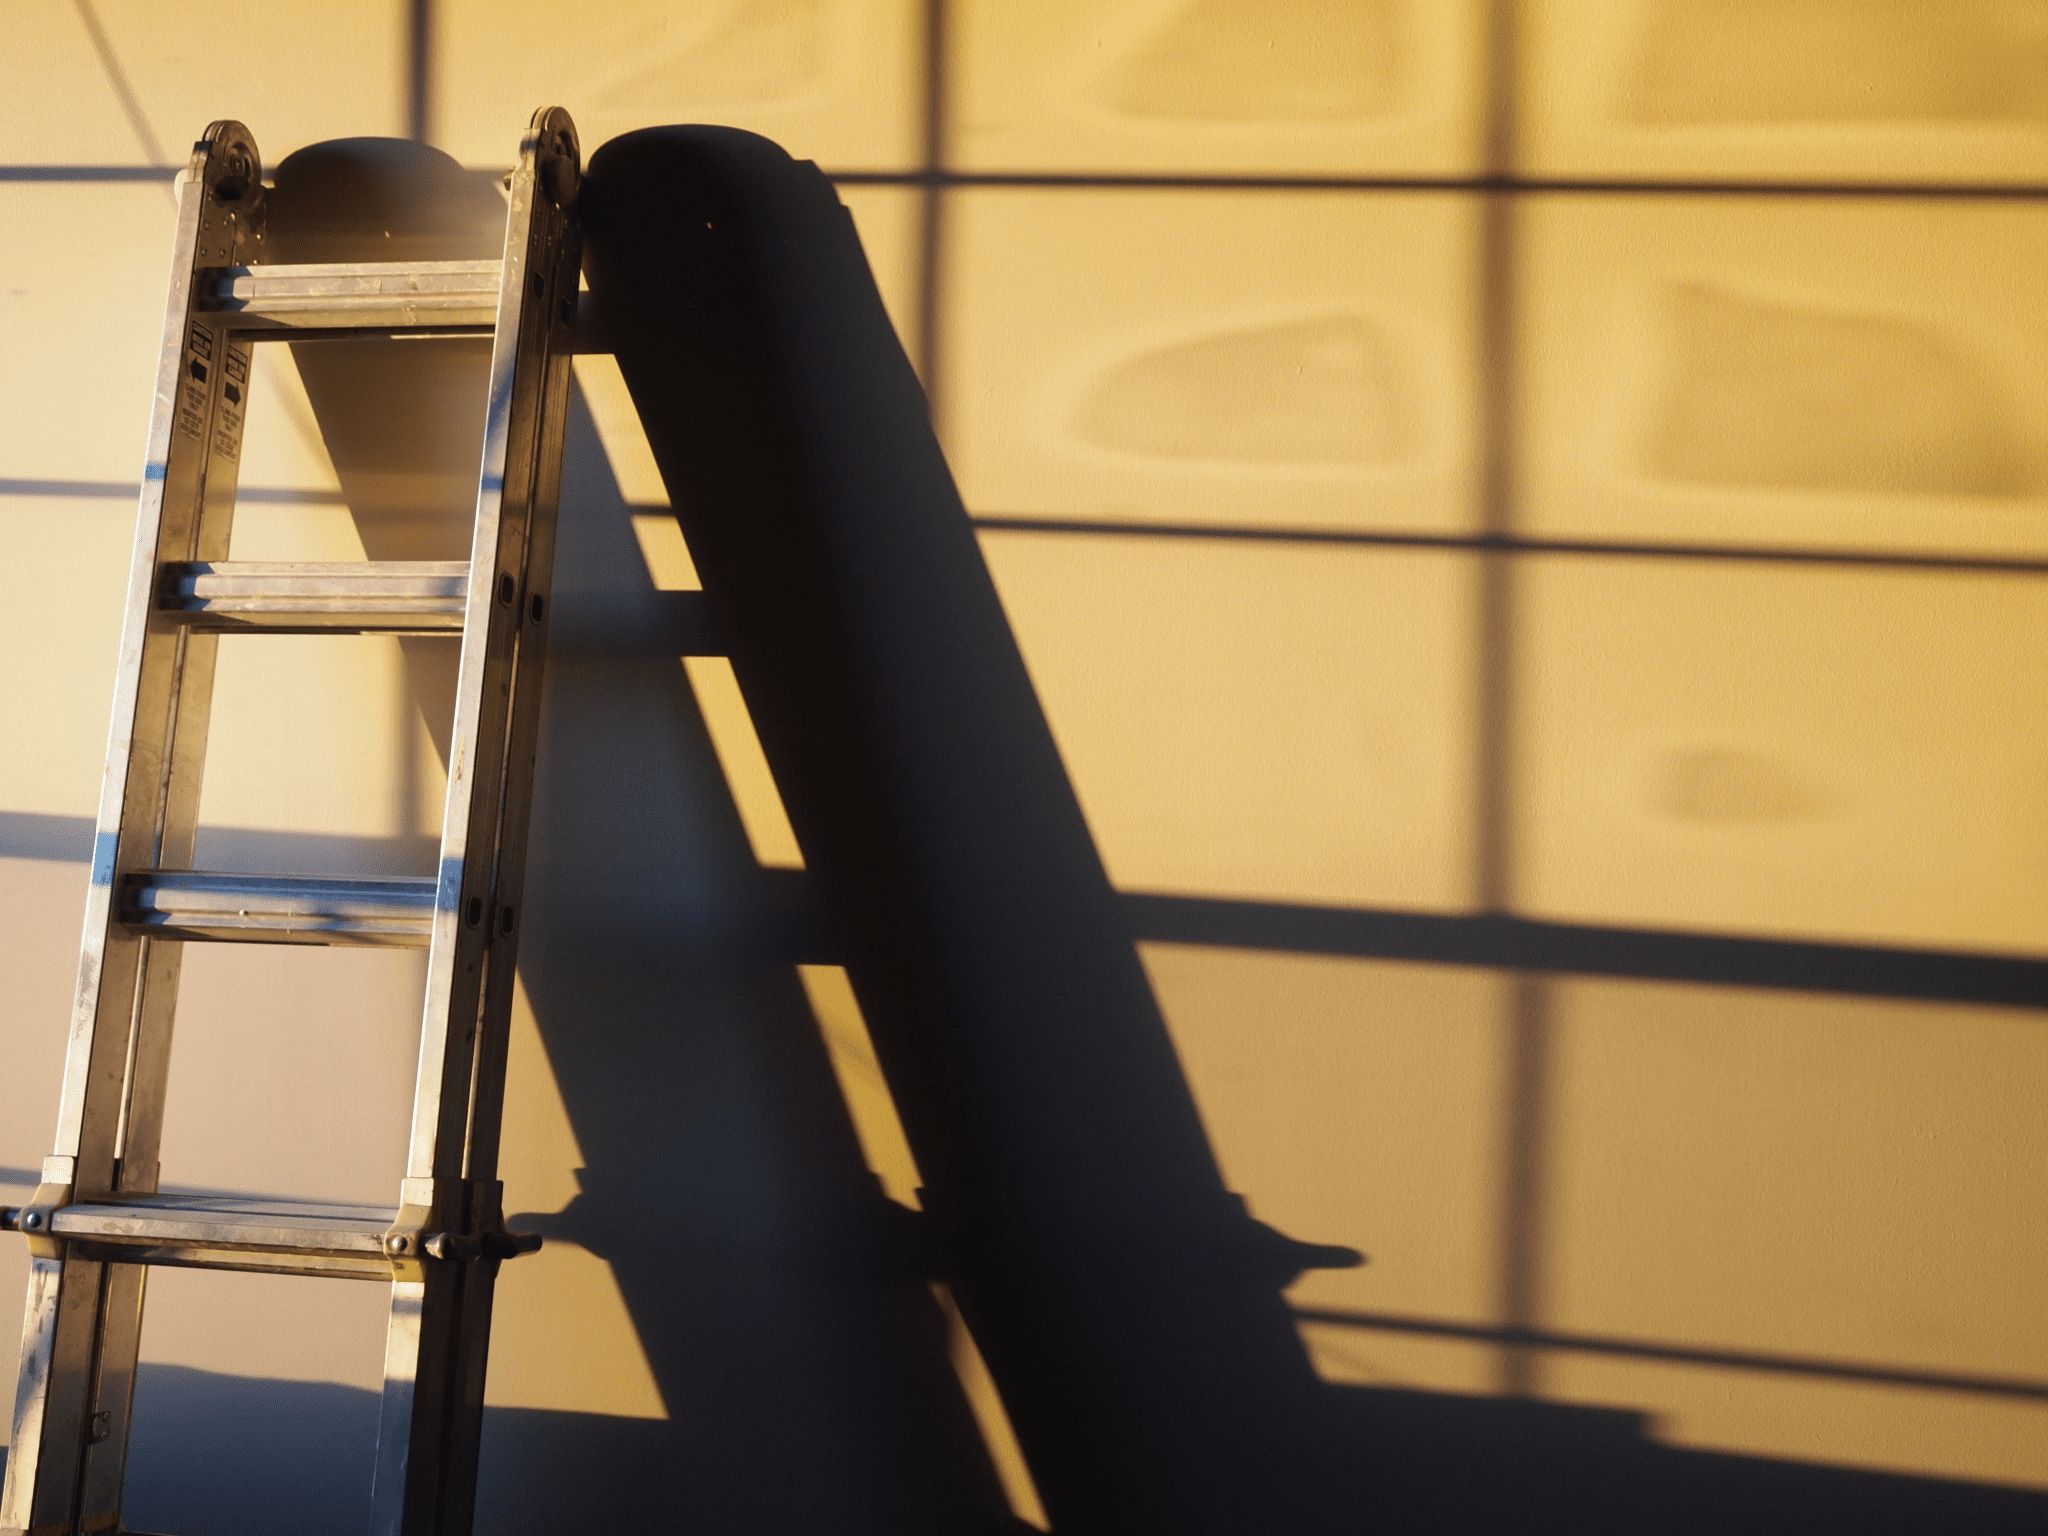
[578,126,1370,1536]
[176,135,1029,1534]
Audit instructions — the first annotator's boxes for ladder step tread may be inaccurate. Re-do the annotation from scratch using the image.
[120,870,437,947]
[55,1193,394,1253]
[219,257,502,280]
[158,559,469,632]
[49,1192,400,1279]
[202,259,504,333]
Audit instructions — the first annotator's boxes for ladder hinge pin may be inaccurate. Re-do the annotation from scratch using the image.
[424,1232,480,1262]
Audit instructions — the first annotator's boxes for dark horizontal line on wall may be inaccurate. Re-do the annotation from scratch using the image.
[12,478,2039,579]
[7,812,2040,1008]
[10,484,2044,580]
[0,477,340,504]
[0,810,440,871]
[973,517,2048,578]
[1124,894,2048,1011]
[0,1166,300,1210]
[1291,1306,2048,1404]
[828,168,2048,202]
[7,163,2043,203]
[0,165,173,182]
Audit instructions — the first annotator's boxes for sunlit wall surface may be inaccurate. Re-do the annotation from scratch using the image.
[2,2,2045,1530]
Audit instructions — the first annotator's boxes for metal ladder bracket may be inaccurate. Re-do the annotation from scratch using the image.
[3,1159,78,1263]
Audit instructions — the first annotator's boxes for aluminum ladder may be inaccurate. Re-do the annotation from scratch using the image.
[1,107,582,1535]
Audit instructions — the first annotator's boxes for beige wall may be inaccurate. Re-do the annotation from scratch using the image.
[2,1,2045,1529]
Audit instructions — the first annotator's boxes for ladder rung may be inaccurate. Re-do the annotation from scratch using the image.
[200,259,502,335]
[158,560,469,633]
[120,871,437,947]
[50,1193,397,1281]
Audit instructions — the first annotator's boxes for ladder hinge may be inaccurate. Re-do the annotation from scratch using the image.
[2,1156,77,1259]
[383,1177,543,1278]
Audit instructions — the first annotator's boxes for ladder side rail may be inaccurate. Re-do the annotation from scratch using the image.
[371,107,578,1536]
[459,207,580,1194]
[80,265,264,1536]
[401,133,550,1200]
[2,120,263,1536]
[436,134,584,1536]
